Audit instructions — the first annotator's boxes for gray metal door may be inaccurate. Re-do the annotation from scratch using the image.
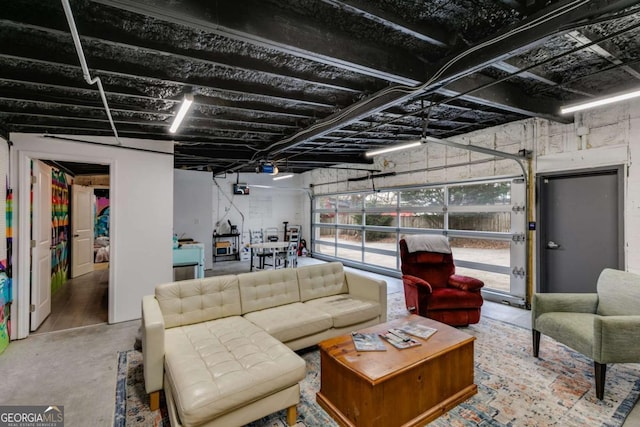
[538,170,622,293]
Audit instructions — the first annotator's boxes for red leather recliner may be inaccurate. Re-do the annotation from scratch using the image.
[399,235,484,326]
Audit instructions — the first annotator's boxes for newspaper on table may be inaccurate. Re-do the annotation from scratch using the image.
[380,328,421,349]
[396,322,438,340]
[351,332,387,351]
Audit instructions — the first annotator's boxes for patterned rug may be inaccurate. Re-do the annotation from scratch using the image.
[114,293,640,426]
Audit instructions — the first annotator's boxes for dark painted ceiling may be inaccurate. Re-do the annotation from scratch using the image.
[2,0,640,175]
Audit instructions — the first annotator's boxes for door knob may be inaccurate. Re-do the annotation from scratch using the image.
[547,241,560,249]
[73,234,80,237]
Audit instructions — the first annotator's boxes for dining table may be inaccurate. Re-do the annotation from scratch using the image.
[249,241,292,271]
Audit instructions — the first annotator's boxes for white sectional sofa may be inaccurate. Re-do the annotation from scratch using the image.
[142,262,387,427]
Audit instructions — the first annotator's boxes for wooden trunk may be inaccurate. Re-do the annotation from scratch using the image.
[316,315,476,427]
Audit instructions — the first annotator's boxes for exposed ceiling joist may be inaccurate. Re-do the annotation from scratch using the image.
[261,0,621,161]
[317,0,450,47]
[2,0,639,174]
[565,29,640,80]
[92,0,426,86]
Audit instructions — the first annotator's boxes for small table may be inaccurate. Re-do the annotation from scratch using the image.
[316,315,476,427]
[249,241,291,271]
[213,233,240,262]
[172,244,205,279]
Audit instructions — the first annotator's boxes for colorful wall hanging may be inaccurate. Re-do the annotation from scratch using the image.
[51,169,70,294]
[95,191,110,238]
[1,140,11,353]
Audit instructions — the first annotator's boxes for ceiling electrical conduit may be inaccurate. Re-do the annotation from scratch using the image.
[213,1,624,175]
[249,0,591,162]
[286,17,640,165]
[213,0,590,174]
[275,2,640,168]
[61,0,121,144]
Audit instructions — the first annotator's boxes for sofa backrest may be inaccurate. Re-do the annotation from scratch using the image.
[597,268,640,316]
[297,262,348,302]
[238,268,300,313]
[155,275,241,328]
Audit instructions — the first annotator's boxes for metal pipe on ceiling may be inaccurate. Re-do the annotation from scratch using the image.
[61,0,121,144]
[43,135,172,156]
[248,0,595,163]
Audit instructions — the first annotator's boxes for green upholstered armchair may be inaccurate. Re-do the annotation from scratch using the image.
[532,268,640,400]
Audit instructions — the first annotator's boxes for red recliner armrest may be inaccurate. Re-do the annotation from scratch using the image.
[402,275,433,294]
[448,274,484,292]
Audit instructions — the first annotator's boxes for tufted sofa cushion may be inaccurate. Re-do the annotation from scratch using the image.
[156,275,241,329]
[297,262,348,302]
[304,295,381,328]
[238,269,300,313]
[164,316,306,426]
[243,302,332,342]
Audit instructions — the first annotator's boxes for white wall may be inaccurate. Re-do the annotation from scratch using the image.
[9,134,174,337]
[173,171,309,267]
[211,172,308,248]
[173,169,214,269]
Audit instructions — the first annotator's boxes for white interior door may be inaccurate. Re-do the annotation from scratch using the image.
[71,184,94,278]
[31,161,52,331]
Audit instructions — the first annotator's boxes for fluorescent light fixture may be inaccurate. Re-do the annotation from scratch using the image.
[273,173,294,181]
[169,94,194,133]
[365,140,422,157]
[561,87,640,114]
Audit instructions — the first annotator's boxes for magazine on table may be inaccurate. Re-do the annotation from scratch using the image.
[396,322,438,340]
[379,329,421,349]
[351,332,387,351]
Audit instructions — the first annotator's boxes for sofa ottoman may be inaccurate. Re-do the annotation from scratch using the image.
[164,316,305,427]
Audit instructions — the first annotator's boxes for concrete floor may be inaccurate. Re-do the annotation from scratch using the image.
[1,319,139,426]
[32,267,109,334]
[2,257,638,426]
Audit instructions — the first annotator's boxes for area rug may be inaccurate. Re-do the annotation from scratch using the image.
[114,293,640,426]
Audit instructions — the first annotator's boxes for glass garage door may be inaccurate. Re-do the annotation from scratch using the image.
[312,178,526,305]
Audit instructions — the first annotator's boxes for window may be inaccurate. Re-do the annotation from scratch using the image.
[400,188,444,207]
[448,212,510,232]
[448,182,510,206]
[365,191,397,208]
[398,212,444,229]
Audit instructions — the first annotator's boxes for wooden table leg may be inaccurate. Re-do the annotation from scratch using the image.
[286,405,297,426]
[149,391,160,411]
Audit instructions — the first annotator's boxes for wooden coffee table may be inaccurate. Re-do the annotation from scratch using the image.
[316,315,476,427]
